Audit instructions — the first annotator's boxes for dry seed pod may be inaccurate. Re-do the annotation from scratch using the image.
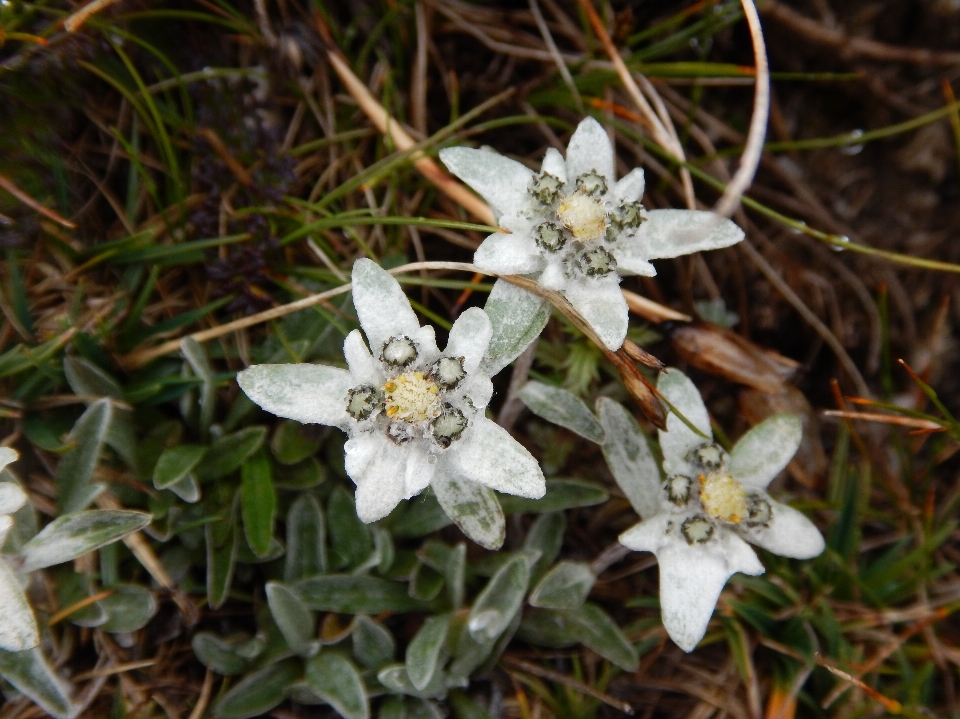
[613,355,667,430]
[670,323,796,394]
[620,339,665,371]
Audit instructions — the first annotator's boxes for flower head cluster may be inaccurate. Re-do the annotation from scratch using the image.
[239,260,544,534]
[440,118,745,351]
[616,369,825,651]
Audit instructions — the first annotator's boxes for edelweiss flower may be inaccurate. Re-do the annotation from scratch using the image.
[440,117,744,351]
[239,259,545,529]
[617,369,824,651]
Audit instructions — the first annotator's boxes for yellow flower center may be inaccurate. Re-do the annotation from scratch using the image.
[699,472,747,523]
[557,194,607,241]
[383,372,441,422]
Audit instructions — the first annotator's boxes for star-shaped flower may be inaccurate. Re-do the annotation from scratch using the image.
[440,117,745,351]
[238,259,545,542]
[614,369,824,651]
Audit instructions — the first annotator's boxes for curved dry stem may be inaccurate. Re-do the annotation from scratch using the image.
[712,0,770,220]
[120,262,686,368]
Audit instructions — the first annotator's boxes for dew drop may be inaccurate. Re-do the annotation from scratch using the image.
[840,129,864,156]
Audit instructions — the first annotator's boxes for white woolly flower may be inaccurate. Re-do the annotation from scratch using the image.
[238,259,545,533]
[613,369,825,652]
[440,117,745,351]
[0,448,39,651]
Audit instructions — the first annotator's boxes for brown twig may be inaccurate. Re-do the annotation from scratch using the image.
[0,174,77,229]
[63,0,124,32]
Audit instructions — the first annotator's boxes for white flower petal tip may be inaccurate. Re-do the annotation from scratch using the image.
[351,259,421,353]
[446,307,493,374]
[0,447,17,474]
[743,499,825,559]
[473,230,545,275]
[565,117,615,184]
[729,414,803,489]
[453,417,545,499]
[658,532,762,652]
[614,168,645,203]
[657,368,712,475]
[541,147,567,183]
[238,364,353,427]
[641,210,745,260]
[564,279,629,351]
[439,146,534,217]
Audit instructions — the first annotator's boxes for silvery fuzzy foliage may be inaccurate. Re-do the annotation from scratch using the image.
[239,259,545,549]
[0,448,153,718]
[440,117,745,351]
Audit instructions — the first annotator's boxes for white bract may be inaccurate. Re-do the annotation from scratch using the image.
[615,369,824,652]
[238,259,544,534]
[0,448,40,652]
[440,117,745,351]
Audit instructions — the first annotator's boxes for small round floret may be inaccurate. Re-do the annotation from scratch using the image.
[381,336,418,368]
[534,222,566,253]
[432,405,468,448]
[687,443,724,471]
[576,247,617,277]
[664,474,693,506]
[529,172,564,205]
[609,201,646,234]
[681,515,715,545]
[383,372,441,422]
[431,356,466,390]
[575,171,608,197]
[744,494,772,528]
[346,385,383,421]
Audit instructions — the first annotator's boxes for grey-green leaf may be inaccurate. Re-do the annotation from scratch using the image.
[284,495,327,582]
[213,658,301,719]
[191,632,250,675]
[266,582,318,657]
[565,603,638,671]
[499,479,608,515]
[194,426,266,481]
[56,398,113,513]
[181,337,216,436]
[328,486,374,570]
[467,555,529,642]
[63,355,123,398]
[296,576,426,614]
[433,474,504,550]
[352,616,396,669]
[0,647,76,719]
[480,278,550,376]
[597,397,661,518]
[523,512,566,584]
[206,508,238,610]
[153,444,207,489]
[377,663,446,700]
[21,510,151,572]
[518,381,605,443]
[406,614,450,691]
[240,449,276,558]
[100,584,158,633]
[305,652,369,719]
[529,561,595,609]
[271,419,323,465]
